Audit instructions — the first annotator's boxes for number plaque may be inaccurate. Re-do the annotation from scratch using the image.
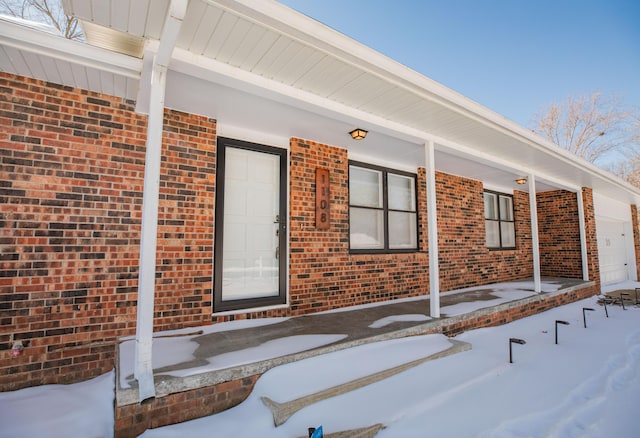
[316,168,330,230]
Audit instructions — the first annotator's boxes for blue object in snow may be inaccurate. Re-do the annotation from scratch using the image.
[310,425,323,438]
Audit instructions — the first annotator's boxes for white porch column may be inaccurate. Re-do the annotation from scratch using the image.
[134,61,167,403]
[425,140,440,317]
[134,0,187,403]
[576,188,589,280]
[528,174,542,293]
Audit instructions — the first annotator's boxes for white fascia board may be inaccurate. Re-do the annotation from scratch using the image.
[0,20,141,79]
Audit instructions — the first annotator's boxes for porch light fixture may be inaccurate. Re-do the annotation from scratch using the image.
[515,178,527,185]
[349,128,368,140]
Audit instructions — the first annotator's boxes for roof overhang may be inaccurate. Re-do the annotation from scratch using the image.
[1,0,638,204]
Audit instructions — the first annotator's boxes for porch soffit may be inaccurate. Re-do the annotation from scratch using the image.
[11,0,640,204]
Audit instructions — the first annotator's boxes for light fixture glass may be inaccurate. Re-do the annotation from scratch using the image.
[515,178,527,185]
[349,128,368,140]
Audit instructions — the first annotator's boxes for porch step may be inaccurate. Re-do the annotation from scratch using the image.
[261,338,471,427]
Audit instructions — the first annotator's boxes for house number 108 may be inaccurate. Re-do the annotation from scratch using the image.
[316,168,330,230]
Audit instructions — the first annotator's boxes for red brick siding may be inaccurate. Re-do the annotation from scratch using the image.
[630,204,640,280]
[581,188,600,289]
[287,139,430,314]
[1,72,604,395]
[436,172,533,291]
[0,73,216,390]
[536,190,583,278]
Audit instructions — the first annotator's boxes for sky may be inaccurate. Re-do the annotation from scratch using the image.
[278,0,640,128]
[1,284,639,437]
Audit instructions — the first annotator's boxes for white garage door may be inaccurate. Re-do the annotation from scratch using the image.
[597,220,628,285]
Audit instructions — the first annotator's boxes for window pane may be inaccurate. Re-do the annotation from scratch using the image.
[389,211,417,249]
[388,174,415,211]
[486,220,500,247]
[350,207,384,249]
[484,193,498,220]
[349,166,382,208]
[499,196,514,221]
[501,222,515,247]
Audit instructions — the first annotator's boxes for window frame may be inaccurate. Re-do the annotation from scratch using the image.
[348,161,419,254]
[484,190,516,250]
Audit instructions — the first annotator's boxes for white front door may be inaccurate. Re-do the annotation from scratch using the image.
[597,220,628,285]
[214,138,287,312]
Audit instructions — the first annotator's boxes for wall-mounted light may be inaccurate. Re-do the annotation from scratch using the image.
[349,128,368,140]
[515,178,527,185]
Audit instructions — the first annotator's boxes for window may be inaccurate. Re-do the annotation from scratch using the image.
[349,162,417,252]
[484,191,515,249]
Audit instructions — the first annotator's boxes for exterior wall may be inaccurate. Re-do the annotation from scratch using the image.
[437,173,533,291]
[0,73,216,390]
[581,188,600,290]
[631,204,640,280]
[536,190,583,278]
[115,374,259,437]
[287,139,430,313]
[1,73,604,396]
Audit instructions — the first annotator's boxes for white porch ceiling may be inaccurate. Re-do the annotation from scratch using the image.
[2,0,639,203]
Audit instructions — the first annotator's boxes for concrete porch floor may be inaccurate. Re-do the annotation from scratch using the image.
[116,277,593,406]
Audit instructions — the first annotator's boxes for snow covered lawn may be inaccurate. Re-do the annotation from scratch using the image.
[1,292,639,437]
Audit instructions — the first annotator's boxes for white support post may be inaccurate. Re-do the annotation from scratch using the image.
[134,0,188,404]
[576,188,589,281]
[134,61,167,403]
[528,174,541,293]
[425,140,440,317]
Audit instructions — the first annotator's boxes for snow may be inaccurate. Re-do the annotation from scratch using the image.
[2,283,640,438]
[0,371,114,438]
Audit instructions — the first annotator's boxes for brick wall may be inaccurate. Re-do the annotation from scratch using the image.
[287,138,430,314]
[536,190,583,278]
[437,172,533,291]
[115,374,259,437]
[581,188,600,289]
[1,73,604,394]
[0,73,216,390]
[631,204,640,280]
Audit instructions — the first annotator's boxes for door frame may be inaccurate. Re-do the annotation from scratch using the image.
[213,137,288,312]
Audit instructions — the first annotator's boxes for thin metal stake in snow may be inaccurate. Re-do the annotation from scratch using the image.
[619,293,629,310]
[509,338,526,364]
[555,320,569,344]
[582,307,595,328]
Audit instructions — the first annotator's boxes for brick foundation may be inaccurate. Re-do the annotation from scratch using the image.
[115,374,259,437]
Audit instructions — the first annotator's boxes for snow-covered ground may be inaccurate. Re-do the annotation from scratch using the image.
[1,282,639,438]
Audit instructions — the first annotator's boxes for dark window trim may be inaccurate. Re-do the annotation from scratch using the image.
[348,160,419,254]
[213,137,288,313]
[484,189,516,250]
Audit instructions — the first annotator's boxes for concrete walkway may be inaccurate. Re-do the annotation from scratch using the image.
[116,277,591,406]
